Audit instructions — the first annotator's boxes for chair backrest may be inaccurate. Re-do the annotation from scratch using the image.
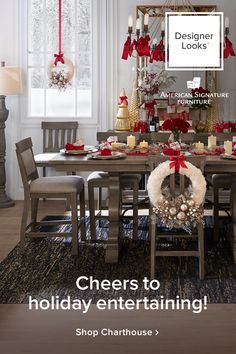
[15,137,38,191]
[151,155,206,201]
[41,121,78,152]
[151,132,195,143]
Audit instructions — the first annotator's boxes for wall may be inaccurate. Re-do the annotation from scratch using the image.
[1,0,236,200]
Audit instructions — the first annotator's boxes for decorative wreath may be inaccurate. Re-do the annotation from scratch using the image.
[147,156,207,233]
[48,57,74,91]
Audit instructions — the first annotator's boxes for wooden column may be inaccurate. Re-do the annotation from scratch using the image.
[0,95,14,208]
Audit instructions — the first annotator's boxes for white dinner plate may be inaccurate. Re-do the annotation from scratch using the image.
[60,146,97,155]
[90,152,127,160]
[220,154,236,160]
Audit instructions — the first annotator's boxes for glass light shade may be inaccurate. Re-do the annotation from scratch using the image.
[0,66,22,96]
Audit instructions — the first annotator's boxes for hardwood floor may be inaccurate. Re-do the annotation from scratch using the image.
[0,200,69,262]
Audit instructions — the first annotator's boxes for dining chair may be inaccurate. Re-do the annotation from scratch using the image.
[15,137,86,255]
[87,172,141,241]
[212,174,232,241]
[148,156,206,280]
[41,121,78,177]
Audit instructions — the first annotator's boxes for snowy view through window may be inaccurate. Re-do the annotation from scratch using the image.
[28,0,92,117]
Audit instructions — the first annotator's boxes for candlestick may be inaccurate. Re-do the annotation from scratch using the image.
[208,135,216,149]
[224,140,232,155]
[127,134,136,148]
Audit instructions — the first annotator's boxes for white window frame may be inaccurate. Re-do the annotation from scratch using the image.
[19,0,107,126]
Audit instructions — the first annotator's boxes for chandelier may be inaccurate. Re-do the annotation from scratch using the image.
[122,1,235,63]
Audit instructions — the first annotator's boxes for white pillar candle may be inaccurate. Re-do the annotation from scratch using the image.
[140,140,148,149]
[208,135,216,149]
[144,13,149,26]
[161,21,165,31]
[195,141,204,151]
[225,16,229,28]
[127,135,136,148]
[224,140,232,155]
[128,16,133,28]
[136,18,141,31]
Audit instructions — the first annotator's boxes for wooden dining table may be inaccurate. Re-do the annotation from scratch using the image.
[35,153,236,264]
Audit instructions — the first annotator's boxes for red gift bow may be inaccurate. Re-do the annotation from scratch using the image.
[121,36,134,60]
[169,155,187,173]
[65,143,84,151]
[118,96,128,105]
[54,53,65,66]
[224,36,236,59]
[99,148,112,156]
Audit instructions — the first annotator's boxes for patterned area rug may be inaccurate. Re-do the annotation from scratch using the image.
[0,216,235,304]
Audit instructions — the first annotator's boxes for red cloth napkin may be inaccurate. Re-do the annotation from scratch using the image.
[65,143,84,151]
[99,148,112,156]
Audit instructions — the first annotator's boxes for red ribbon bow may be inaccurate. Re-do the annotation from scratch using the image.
[122,36,134,60]
[150,39,166,63]
[135,35,151,57]
[169,155,187,173]
[224,36,236,59]
[54,53,65,66]
[118,96,128,105]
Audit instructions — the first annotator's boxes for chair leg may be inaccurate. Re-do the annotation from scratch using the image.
[71,193,78,256]
[43,167,46,202]
[98,187,103,228]
[213,186,219,242]
[79,186,86,242]
[198,223,205,280]
[150,213,157,280]
[31,198,39,231]
[88,182,96,241]
[20,196,30,250]
[132,182,139,240]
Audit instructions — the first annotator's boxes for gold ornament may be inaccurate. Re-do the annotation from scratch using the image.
[169,207,177,216]
[177,211,186,221]
[180,204,188,212]
[189,200,195,207]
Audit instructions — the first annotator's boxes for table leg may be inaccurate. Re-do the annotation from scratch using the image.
[231,174,236,263]
[105,174,120,263]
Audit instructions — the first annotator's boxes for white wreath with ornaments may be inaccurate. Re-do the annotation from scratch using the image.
[147,159,207,233]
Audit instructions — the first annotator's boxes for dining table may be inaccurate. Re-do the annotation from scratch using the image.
[35,152,236,264]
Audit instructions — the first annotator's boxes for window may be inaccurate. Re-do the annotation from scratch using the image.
[28,0,92,118]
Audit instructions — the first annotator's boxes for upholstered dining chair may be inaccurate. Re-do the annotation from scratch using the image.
[148,156,206,280]
[87,172,141,241]
[15,137,86,255]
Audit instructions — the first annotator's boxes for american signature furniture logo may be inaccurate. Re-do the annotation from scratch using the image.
[166,12,224,71]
